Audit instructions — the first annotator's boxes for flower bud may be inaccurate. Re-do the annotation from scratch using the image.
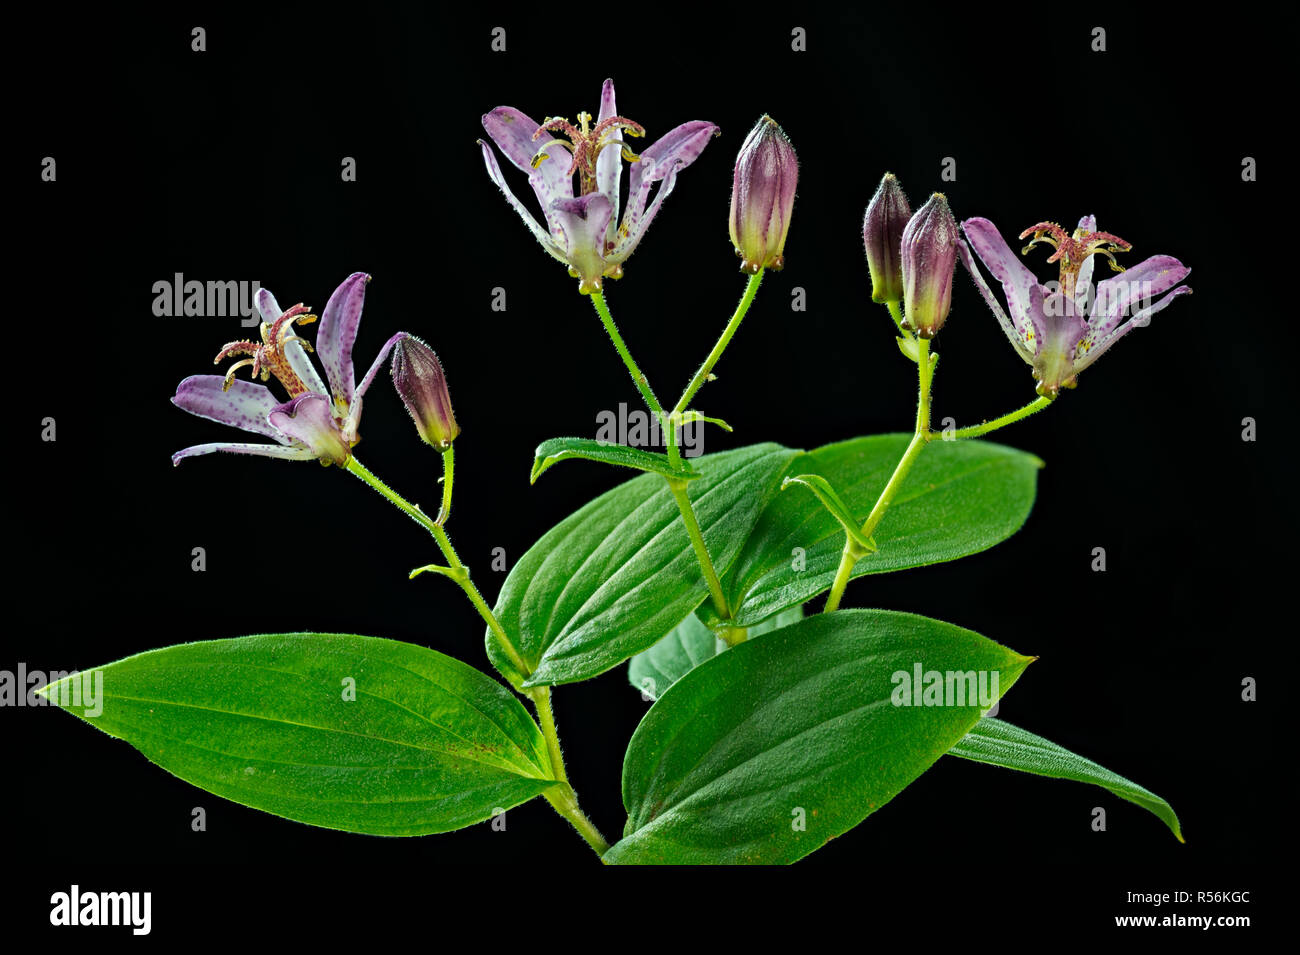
[390,334,459,450]
[728,115,798,274]
[863,173,911,304]
[900,193,959,338]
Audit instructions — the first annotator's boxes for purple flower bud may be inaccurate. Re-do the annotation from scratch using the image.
[729,115,798,274]
[863,173,911,304]
[390,334,459,450]
[900,193,959,338]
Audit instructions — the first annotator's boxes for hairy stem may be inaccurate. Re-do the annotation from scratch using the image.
[347,456,607,857]
[529,687,609,856]
[590,291,666,420]
[673,270,764,416]
[345,456,527,677]
[436,445,454,524]
[944,395,1054,440]
[669,479,730,621]
[823,338,934,613]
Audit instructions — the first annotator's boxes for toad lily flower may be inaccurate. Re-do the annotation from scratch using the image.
[479,78,719,294]
[959,215,1191,397]
[172,272,406,466]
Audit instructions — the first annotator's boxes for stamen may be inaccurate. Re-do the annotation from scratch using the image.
[1021,235,1059,257]
[591,138,641,166]
[220,358,257,392]
[531,140,574,169]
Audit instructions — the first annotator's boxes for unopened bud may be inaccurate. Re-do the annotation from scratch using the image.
[900,193,959,338]
[390,334,459,450]
[863,173,911,304]
[728,115,798,274]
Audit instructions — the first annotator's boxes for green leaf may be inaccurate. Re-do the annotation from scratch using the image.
[530,437,698,484]
[628,605,804,701]
[491,443,800,688]
[606,610,1033,864]
[39,634,558,836]
[780,474,876,553]
[949,717,1183,841]
[705,435,1042,628]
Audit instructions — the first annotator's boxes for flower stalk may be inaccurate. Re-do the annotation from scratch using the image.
[823,339,935,613]
[346,455,607,855]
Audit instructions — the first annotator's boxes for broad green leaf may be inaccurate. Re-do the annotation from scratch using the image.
[704,435,1042,628]
[949,717,1183,841]
[530,436,698,484]
[627,605,804,701]
[40,634,558,836]
[606,610,1033,864]
[491,443,800,688]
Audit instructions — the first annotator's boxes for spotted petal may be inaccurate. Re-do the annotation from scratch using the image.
[340,331,410,446]
[596,78,622,246]
[268,393,351,465]
[481,106,575,219]
[171,375,286,442]
[1092,255,1191,339]
[171,442,319,466]
[627,120,719,206]
[317,271,370,411]
[480,140,568,265]
[957,240,1033,364]
[549,193,614,294]
[254,287,329,397]
[961,218,1044,342]
[1030,293,1090,396]
[609,158,680,265]
[1075,214,1097,311]
[1075,284,1192,377]
[255,287,282,325]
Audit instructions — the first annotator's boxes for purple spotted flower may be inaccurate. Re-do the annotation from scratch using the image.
[171,272,406,466]
[479,78,719,294]
[959,216,1192,397]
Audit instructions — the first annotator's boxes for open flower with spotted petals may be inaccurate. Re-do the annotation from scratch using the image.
[959,215,1191,397]
[479,78,719,294]
[171,272,406,466]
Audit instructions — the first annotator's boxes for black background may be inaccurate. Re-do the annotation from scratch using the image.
[10,2,1287,935]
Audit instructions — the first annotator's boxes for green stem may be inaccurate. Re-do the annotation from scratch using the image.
[344,456,527,678]
[823,339,934,614]
[659,272,766,630]
[590,291,665,420]
[347,456,607,857]
[591,289,738,624]
[672,270,764,416]
[436,445,454,524]
[669,479,729,621]
[529,687,609,857]
[945,395,1054,440]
